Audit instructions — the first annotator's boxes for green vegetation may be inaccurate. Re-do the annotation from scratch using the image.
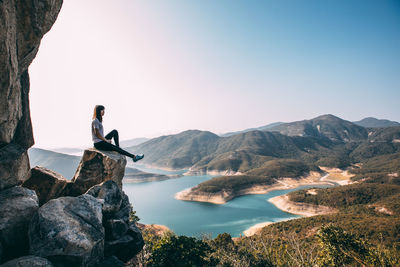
[129,204,140,223]
[146,233,214,266]
[315,225,399,266]
[133,224,400,266]
[194,159,312,194]
[350,152,400,184]
[289,183,400,209]
[194,175,276,193]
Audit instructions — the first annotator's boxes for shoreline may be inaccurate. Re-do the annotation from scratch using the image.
[175,171,335,204]
[241,194,337,237]
[185,169,243,176]
[136,223,171,236]
[267,195,337,217]
[130,163,188,173]
[242,222,274,237]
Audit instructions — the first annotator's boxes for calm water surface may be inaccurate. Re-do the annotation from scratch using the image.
[124,164,329,238]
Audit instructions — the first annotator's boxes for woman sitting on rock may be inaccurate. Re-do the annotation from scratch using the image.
[92,105,144,162]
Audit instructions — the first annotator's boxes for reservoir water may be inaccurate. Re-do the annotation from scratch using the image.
[123,164,328,238]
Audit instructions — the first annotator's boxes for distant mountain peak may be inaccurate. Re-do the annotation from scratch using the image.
[267,114,367,142]
[313,114,343,121]
[353,117,400,128]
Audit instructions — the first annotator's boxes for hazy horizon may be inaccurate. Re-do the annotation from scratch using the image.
[29,0,400,149]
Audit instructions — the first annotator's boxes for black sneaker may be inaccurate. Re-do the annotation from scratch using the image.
[133,154,144,162]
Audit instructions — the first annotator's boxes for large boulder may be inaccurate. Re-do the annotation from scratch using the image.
[29,194,104,267]
[22,166,68,206]
[104,219,129,241]
[0,0,63,188]
[115,191,132,223]
[85,180,144,262]
[86,180,123,219]
[104,222,144,263]
[0,186,38,262]
[0,144,30,190]
[64,149,126,196]
[1,256,53,267]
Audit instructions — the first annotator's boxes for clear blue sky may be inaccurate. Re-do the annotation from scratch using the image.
[30,0,400,148]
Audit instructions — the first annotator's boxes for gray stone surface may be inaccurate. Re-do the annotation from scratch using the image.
[0,144,30,190]
[101,256,125,267]
[0,242,3,263]
[65,149,126,196]
[0,0,62,145]
[1,256,53,267]
[127,222,145,254]
[104,219,129,241]
[22,166,68,206]
[104,222,144,263]
[29,194,104,267]
[0,186,38,262]
[86,180,123,218]
[114,191,132,223]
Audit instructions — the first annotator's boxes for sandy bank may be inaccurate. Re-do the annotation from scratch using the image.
[319,166,355,185]
[185,169,243,176]
[243,222,274,237]
[268,195,337,217]
[136,223,171,236]
[175,171,334,204]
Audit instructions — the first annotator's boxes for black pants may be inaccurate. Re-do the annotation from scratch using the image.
[94,129,135,158]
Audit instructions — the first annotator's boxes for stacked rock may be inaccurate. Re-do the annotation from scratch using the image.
[1,149,144,266]
[86,180,144,263]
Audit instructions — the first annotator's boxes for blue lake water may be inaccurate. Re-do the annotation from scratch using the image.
[123,164,330,238]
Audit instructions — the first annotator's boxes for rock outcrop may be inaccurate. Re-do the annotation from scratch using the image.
[0,0,63,189]
[26,168,144,266]
[87,180,144,263]
[29,194,105,266]
[0,186,39,262]
[63,149,127,196]
[0,146,30,190]
[22,166,68,206]
[1,256,54,267]
[86,180,123,218]
[0,2,146,264]
[101,256,125,267]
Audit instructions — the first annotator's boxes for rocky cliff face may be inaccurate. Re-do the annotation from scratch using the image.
[2,149,144,265]
[0,0,63,189]
[0,2,144,265]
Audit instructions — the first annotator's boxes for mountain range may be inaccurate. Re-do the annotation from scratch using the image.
[220,116,399,137]
[28,148,82,179]
[127,114,400,172]
[353,117,400,128]
[30,114,400,184]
